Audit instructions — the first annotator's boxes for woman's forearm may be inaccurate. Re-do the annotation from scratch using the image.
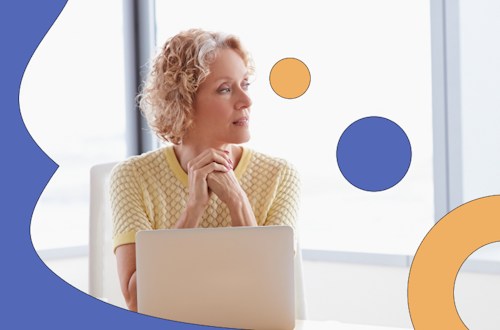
[174,203,205,229]
[122,205,204,313]
[227,192,258,227]
[116,244,138,313]
[125,271,138,312]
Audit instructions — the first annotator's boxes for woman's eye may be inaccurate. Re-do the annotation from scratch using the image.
[220,83,250,93]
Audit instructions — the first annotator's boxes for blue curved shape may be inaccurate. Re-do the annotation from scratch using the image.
[0,1,234,329]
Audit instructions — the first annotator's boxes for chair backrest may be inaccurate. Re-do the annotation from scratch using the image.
[89,162,127,308]
[89,161,308,319]
[294,236,308,320]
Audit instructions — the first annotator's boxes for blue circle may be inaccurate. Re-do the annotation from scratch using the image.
[336,117,411,192]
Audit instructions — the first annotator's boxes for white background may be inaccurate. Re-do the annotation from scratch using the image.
[22,1,126,250]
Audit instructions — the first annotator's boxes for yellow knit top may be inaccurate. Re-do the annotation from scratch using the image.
[109,145,301,256]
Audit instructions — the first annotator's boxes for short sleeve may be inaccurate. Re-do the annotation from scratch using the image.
[264,161,301,257]
[109,160,153,253]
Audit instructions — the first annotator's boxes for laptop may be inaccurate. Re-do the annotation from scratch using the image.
[136,225,295,330]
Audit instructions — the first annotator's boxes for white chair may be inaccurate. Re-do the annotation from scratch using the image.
[89,161,308,319]
[89,162,127,308]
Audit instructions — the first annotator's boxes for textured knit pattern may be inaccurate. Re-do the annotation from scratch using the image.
[109,145,301,255]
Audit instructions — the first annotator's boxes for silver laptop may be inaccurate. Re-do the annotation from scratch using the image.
[136,225,295,330]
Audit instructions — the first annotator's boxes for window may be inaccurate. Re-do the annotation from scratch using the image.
[459,0,500,205]
[456,0,500,262]
[154,0,434,255]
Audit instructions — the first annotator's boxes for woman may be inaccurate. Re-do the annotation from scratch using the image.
[109,28,301,312]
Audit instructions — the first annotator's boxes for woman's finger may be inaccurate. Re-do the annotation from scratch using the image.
[194,162,231,179]
[204,162,231,174]
[188,148,232,173]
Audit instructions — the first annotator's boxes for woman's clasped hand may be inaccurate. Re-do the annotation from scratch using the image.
[186,148,243,211]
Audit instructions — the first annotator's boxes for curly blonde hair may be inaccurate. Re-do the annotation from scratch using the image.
[137,28,256,145]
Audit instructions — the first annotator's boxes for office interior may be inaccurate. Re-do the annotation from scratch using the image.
[22,1,500,329]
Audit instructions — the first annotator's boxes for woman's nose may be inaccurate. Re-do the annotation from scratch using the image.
[236,87,252,110]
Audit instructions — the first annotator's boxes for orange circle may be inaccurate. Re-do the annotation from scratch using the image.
[269,58,310,99]
[408,195,500,329]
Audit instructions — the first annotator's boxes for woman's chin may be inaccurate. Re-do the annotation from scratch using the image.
[229,133,251,145]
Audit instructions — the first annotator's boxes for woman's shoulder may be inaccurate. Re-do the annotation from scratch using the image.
[110,146,168,178]
[243,148,301,191]
[247,148,299,175]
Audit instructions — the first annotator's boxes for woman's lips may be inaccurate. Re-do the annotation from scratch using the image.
[232,119,249,126]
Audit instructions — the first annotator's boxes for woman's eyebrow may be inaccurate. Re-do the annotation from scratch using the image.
[214,72,250,84]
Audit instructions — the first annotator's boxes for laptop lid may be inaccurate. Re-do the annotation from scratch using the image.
[136,225,295,330]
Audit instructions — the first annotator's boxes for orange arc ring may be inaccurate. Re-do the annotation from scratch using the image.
[408,195,500,329]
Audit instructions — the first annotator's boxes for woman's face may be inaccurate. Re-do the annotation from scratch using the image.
[191,48,252,145]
